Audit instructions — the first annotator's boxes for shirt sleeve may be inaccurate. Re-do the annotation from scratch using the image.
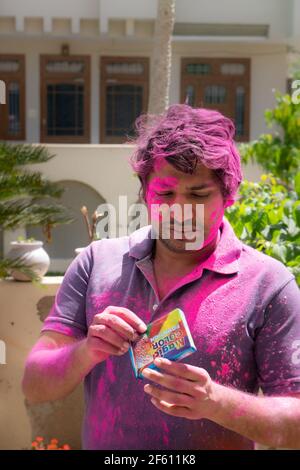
[254,276,300,396]
[41,243,94,339]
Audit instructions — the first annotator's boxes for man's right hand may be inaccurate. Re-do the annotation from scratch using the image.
[83,306,147,364]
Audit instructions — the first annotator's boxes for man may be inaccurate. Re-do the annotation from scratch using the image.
[22,104,300,450]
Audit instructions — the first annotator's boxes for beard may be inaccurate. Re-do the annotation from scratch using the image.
[159,236,193,253]
[157,225,206,253]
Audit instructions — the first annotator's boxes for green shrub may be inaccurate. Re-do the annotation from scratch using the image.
[226,174,300,285]
[227,86,300,286]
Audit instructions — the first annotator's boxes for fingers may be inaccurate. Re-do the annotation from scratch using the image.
[152,358,209,384]
[144,383,194,408]
[89,324,130,351]
[142,367,194,396]
[105,306,147,333]
[88,306,147,360]
[87,336,129,357]
[92,313,140,343]
[93,306,147,341]
[150,398,195,419]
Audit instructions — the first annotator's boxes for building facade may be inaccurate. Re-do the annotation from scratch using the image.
[0,0,299,269]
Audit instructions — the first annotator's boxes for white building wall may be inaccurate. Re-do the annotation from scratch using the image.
[0,0,297,264]
[251,52,288,138]
[170,41,288,140]
[0,0,295,39]
[1,37,288,144]
[175,0,291,40]
[291,0,300,39]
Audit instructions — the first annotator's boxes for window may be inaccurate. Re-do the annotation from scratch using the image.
[40,55,90,143]
[181,58,250,141]
[0,55,25,140]
[100,57,149,143]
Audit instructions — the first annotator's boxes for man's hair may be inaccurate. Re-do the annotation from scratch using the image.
[129,104,242,203]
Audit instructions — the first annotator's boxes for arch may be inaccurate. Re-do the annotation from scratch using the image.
[27,180,106,262]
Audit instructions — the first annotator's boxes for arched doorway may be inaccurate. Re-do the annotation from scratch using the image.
[27,180,106,268]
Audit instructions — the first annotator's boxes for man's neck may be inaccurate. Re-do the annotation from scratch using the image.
[152,228,221,272]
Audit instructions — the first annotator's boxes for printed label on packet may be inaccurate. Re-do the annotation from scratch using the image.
[129,308,197,379]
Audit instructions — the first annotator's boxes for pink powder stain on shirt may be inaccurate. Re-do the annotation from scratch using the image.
[88,291,151,325]
[93,376,124,444]
[106,358,117,383]
[205,335,227,356]
[220,363,230,378]
[89,291,122,313]
[161,420,170,446]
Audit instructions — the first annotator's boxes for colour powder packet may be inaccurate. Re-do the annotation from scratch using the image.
[129,307,196,379]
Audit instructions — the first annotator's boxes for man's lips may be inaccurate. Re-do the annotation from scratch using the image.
[162,226,200,238]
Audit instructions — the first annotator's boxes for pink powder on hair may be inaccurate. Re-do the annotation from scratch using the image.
[128,104,242,203]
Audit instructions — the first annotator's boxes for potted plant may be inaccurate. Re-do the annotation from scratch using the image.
[0,142,74,282]
[6,236,50,281]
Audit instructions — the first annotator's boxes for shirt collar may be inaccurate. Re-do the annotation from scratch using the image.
[128,216,242,275]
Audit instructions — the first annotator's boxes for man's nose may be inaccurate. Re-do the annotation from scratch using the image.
[169,199,195,227]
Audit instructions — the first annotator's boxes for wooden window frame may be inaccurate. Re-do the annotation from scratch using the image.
[100,56,149,144]
[40,54,91,144]
[0,54,26,141]
[181,58,250,142]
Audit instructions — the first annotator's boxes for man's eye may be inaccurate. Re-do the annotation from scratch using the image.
[192,193,210,198]
[156,192,173,197]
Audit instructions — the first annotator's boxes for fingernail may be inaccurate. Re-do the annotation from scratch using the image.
[142,369,150,377]
[138,322,147,333]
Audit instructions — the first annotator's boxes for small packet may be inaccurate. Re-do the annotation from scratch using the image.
[129,307,196,379]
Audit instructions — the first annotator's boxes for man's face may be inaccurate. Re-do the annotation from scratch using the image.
[145,159,227,253]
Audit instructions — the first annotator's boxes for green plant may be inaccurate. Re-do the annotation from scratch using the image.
[240,91,300,186]
[0,142,74,281]
[229,84,300,285]
[226,174,300,285]
[16,236,36,243]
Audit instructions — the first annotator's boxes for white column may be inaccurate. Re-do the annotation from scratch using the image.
[15,16,24,33]
[125,18,135,36]
[44,17,52,34]
[72,17,80,35]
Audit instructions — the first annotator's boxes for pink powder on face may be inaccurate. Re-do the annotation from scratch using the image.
[146,175,179,209]
[153,158,168,173]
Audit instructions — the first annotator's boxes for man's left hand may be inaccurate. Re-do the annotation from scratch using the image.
[142,357,219,420]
